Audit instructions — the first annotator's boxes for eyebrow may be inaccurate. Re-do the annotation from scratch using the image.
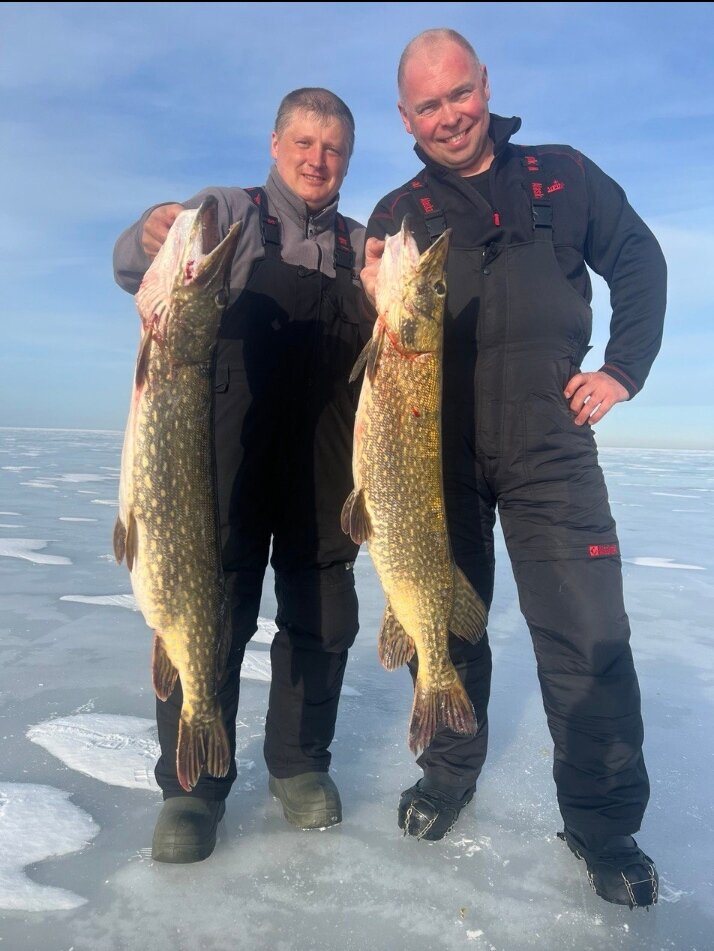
[413,83,475,113]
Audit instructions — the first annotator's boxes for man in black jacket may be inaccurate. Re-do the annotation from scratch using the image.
[114,88,366,863]
[362,29,665,908]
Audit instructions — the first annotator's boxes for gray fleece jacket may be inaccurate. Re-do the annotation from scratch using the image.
[113,166,366,305]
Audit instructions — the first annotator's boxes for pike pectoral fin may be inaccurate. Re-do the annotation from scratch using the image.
[349,337,372,383]
[408,676,477,754]
[176,709,230,793]
[349,328,385,384]
[377,604,415,669]
[112,516,126,564]
[365,327,385,383]
[340,487,372,544]
[135,326,153,388]
[152,632,179,701]
[450,567,488,642]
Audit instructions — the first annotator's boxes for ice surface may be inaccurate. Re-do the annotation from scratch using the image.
[0,430,712,950]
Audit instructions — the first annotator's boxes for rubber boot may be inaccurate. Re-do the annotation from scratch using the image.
[559,827,658,908]
[269,772,342,829]
[398,778,474,841]
[151,797,226,864]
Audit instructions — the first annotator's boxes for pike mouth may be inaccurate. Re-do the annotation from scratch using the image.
[182,196,241,286]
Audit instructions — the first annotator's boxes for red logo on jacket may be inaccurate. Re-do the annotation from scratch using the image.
[589,544,619,558]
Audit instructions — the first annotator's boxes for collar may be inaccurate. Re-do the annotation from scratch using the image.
[265,166,340,233]
[413,112,522,175]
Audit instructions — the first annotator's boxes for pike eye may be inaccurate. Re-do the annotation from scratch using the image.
[214,289,228,308]
[434,281,446,296]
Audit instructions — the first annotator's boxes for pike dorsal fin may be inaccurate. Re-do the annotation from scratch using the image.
[152,632,179,701]
[449,567,488,642]
[340,487,372,544]
[377,603,415,670]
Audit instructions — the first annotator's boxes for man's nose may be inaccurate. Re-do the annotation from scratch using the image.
[440,102,459,126]
[305,145,325,166]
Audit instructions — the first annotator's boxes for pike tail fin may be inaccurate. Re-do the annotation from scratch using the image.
[408,674,476,755]
[176,708,231,793]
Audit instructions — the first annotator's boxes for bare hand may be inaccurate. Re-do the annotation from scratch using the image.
[564,370,629,425]
[142,203,184,258]
[360,237,385,303]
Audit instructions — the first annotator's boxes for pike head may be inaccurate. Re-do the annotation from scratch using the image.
[375,216,451,356]
[135,196,241,377]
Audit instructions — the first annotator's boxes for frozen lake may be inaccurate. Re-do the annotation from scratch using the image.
[0,427,712,950]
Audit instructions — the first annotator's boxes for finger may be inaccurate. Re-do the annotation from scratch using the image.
[563,372,587,399]
[365,237,385,263]
[567,384,592,416]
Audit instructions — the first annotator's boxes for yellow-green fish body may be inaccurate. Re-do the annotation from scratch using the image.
[114,198,241,791]
[342,220,487,753]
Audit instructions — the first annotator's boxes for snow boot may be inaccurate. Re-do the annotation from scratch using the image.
[398,778,474,841]
[269,772,342,829]
[151,797,225,864]
[559,827,658,908]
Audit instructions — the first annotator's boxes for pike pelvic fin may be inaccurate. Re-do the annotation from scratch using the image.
[152,632,179,701]
[340,487,372,544]
[449,567,488,642]
[378,603,415,670]
[408,676,477,755]
[112,516,126,564]
[124,510,138,572]
[176,709,231,793]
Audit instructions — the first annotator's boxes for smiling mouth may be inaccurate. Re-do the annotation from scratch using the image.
[442,128,470,145]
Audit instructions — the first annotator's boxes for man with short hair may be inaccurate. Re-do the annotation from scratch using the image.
[362,30,665,908]
[114,88,366,863]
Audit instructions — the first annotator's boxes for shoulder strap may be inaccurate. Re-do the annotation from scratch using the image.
[244,186,282,258]
[407,176,448,243]
[333,212,356,271]
[517,147,553,242]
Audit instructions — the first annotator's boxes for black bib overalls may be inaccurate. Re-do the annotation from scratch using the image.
[413,184,650,835]
[155,205,364,798]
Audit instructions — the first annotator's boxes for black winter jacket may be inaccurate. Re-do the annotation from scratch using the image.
[366,114,667,398]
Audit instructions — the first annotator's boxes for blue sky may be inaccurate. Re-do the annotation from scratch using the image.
[1,1,712,448]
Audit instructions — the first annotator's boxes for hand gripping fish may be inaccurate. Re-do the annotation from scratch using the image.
[114,197,241,791]
[342,219,488,754]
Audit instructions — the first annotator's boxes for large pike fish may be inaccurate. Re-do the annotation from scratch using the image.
[114,196,241,792]
[342,219,488,754]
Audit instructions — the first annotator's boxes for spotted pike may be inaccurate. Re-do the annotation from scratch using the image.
[342,219,488,754]
[113,197,241,792]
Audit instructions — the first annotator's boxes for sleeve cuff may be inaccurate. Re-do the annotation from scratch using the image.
[599,364,639,400]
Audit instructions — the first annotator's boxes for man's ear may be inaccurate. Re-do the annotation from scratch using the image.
[398,101,413,136]
[481,64,491,103]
